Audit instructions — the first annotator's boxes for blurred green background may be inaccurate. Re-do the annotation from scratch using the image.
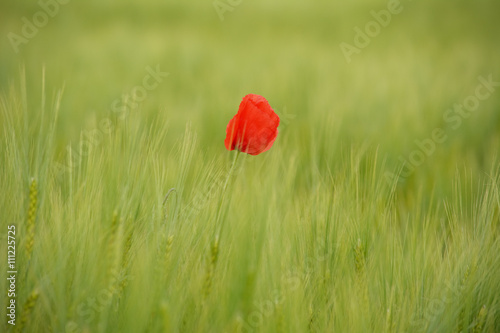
[2,0,499,158]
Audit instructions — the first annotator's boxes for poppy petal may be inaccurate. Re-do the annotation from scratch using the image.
[224,94,280,156]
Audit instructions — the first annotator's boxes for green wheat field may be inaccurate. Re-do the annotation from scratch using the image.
[1,0,500,332]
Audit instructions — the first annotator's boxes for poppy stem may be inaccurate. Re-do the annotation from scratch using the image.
[215,150,241,238]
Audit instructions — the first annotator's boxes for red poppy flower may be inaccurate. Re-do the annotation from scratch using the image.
[224,94,280,155]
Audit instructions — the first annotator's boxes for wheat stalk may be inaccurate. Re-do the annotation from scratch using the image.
[472,305,487,333]
[472,305,488,333]
[354,238,370,325]
[15,288,39,333]
[121,230,133,270]
[203,237,219,299]
[25,178,38,263]
[165,234,174,262]
[456,264,475,332]
[107,211,120,282]
[385,307,395,333]
[117,230,133,297]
